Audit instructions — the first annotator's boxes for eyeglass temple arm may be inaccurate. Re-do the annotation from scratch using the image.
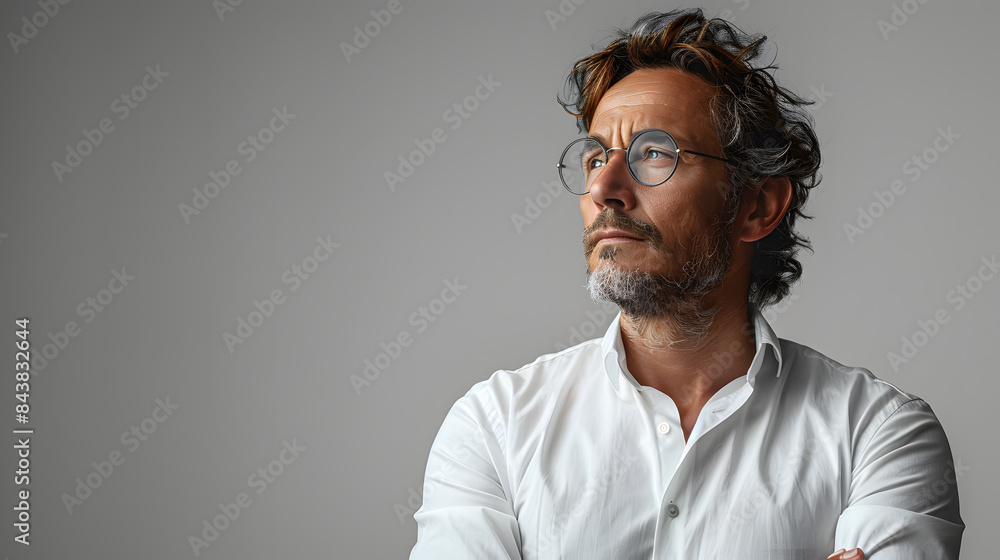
[682,149,731,164]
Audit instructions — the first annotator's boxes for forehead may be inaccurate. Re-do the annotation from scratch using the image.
[589,67,716,143]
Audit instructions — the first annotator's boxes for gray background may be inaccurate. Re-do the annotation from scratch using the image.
[1,0,995,558]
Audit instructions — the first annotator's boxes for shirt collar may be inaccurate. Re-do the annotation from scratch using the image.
[600,308,784,394]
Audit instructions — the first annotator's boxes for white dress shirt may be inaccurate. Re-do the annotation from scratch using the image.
[410,310,964,559]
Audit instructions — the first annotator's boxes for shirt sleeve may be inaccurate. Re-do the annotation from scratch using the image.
[834,398,965,559]
[409,388,522,559]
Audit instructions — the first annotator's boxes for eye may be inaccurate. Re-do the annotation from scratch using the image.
[644,148,675,161]
[581,149,605,170]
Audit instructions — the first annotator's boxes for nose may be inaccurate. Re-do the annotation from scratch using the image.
[586,147,637,211]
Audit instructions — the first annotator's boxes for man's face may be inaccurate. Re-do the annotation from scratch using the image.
[581,66,740,322]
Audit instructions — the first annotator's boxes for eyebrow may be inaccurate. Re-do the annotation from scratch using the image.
[588,129,699,149]
[588,132,612,145]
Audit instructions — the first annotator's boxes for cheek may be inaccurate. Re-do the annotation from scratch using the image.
[643,190,724,251]
[645,194,700,233]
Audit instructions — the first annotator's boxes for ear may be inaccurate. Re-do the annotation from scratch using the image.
[739,176,793,243]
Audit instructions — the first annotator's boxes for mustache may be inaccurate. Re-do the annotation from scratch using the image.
[583,209,663,259]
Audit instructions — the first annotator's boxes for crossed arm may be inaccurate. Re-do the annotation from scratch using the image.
[411,397,964,559]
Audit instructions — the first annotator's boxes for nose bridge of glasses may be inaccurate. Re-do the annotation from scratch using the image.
[602,146,628,166]
[598,146,630,173]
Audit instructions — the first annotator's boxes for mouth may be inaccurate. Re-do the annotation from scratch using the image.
[593,230,645,245]
[582,211,662,262]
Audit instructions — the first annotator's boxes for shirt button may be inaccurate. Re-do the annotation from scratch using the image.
[666,503,680,518]
[658,422,670,435]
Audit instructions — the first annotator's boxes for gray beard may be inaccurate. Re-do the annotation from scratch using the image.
[585,221,734,346]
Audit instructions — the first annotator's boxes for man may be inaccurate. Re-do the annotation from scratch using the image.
[410,9,963,559]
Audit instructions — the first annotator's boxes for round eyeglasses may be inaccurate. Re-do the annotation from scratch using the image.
[556,128,732,195]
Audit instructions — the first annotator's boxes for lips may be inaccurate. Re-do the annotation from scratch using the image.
[593,229,644,244]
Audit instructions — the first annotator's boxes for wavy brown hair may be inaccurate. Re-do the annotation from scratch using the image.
[558,9,821,311]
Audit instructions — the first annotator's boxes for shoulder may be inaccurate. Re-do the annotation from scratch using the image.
[457,337,606,421]
[775,338,941,453]
[779,338,917,400]
[425,338,607,470]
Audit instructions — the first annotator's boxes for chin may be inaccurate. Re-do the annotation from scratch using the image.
[590,252,667,276]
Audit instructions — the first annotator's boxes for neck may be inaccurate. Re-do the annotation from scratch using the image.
[618,288,757,411]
